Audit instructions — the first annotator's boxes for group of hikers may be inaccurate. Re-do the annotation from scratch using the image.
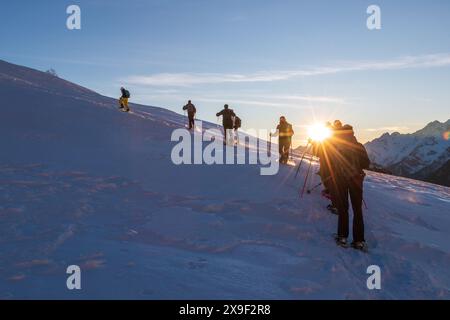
[118,88,371,252]
[183,100,242,145]
[262,115,370,252]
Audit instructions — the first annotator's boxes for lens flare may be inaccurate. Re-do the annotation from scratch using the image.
[443,131,450,141]
[307,124,332,142]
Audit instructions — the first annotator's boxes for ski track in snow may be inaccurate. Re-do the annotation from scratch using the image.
[0,73,449,299]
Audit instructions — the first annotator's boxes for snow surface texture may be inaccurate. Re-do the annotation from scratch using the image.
[1,60,449,299]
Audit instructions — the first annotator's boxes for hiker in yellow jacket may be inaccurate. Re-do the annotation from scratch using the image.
[270,116,294,164]
[119,87,130,112]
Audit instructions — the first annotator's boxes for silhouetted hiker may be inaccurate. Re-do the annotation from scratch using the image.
[329,124,370,251]
[333,119,343,131]
[216,104,236,145]
[312,122,337,213]
[119,87,130,112]
[270,116,294,164]
[233,115,242,144]
[182,100,197,130]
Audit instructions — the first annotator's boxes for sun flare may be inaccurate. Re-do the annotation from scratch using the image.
[307,123,332,142]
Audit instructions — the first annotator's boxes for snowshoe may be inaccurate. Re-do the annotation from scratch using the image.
[327,204,338,215]
[321,189,332,200]
[351,241,369,253]
[334,235,349,248]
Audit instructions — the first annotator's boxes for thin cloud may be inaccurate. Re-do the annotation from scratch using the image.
[198,93,346,105]
[194,97,309,110]
[366,126,410,132]
[252,94,346,104]
[125,72,293,87]
[130,92,347,110]
[124,53,450,87]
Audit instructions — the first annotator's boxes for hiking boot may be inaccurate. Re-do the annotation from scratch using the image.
[327,204,338,215]
[351,241,368,252]
[335,236,348,247]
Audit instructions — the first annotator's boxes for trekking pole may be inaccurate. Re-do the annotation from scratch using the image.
[183,110,187,128]
[306,182,322,194]
[268,132,272,156]
[300,156,314,198]
[289,140,293,161]
[294,143,311,179]
[306,176,332,194]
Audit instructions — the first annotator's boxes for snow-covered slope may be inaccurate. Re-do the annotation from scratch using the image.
[1,60,449,299]
[365,120,450,186]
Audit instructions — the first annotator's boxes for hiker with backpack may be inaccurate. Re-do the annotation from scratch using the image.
[119,87,131,112]
[216,104,236,145]
[270,116,294,164]
[233,115,242,145]
[182,100,197,130]
[328,124,371,251]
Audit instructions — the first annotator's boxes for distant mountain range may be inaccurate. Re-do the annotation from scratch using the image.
[364,120,450,187]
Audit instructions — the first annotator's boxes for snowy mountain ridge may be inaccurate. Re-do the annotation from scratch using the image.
[365,120,450,186]
[0,59,99,100]
[1,59,449,299]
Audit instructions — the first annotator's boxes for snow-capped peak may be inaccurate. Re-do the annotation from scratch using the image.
[365,119,449,186]
[414,120,450,138]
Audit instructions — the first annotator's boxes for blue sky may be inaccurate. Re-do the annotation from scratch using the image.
[1,0,450,145]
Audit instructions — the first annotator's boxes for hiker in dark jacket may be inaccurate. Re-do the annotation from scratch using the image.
[216,104,236,145]
[270,116,294,164]
[182,100,197,130]
[329,124,370,251]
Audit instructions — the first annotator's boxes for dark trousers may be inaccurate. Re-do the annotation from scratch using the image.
[223,123,233,143]
[332,175,365,242]
[188,113,195,130]
[322,175,337,207]
[279,138,291,163]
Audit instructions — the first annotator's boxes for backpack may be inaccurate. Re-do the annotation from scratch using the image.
[356,143,371,170]
[330,127,370,179]
[338,142,370,178]
[234,117,241,128]
[124,90,130,98]
[277,122,294,137]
